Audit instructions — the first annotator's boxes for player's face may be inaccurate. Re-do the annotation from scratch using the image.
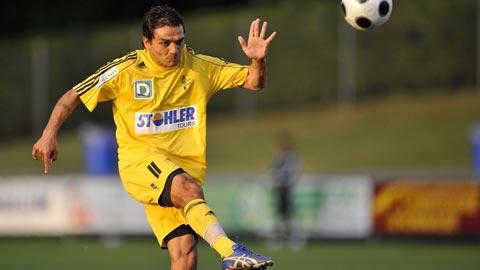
[143,25,185,68]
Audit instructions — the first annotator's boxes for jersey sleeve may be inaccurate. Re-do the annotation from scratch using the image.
[196,54,249,95]
[73,51,137,112]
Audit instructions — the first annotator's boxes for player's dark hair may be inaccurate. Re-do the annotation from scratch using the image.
[142,5,185,41]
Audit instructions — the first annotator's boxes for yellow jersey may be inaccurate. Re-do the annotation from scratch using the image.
[73,46,248,181]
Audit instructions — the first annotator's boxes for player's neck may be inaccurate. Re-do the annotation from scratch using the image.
[145,49,183,71]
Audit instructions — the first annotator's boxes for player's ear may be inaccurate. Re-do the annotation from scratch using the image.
[142,36,151,49]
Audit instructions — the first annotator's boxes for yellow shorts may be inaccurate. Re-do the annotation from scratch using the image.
[119,154,202,247]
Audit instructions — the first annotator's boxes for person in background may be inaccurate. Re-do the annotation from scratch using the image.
[270,131,301,244]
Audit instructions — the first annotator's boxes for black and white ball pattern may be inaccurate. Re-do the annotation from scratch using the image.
[341,0,393,31]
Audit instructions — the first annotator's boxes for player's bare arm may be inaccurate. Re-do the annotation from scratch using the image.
[32,88,81,174]
[238,18,277,91]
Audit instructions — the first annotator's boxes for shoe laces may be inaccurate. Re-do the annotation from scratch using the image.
[235,243,263,258]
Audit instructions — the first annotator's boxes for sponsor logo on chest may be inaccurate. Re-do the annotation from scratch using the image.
[134,80,153,99]
[135,105,198,134]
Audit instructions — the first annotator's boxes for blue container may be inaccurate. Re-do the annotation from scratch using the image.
[472,124,480,178]
[80,124,118,175]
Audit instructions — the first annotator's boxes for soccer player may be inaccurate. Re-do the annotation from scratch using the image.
[31,5,276,270]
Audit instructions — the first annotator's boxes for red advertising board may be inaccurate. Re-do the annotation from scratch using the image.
[374,180,480,236]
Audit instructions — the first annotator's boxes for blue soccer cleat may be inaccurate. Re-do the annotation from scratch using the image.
[222,244,274,270]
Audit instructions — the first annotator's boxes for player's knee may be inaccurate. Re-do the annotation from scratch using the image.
[170,173,204,208]
[175,174,204,198]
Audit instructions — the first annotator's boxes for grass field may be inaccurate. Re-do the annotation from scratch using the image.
[2,91,480,175]
[1,238,479,270]
[207,91,480,173]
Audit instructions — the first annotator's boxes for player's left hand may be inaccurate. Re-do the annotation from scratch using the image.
[238,18,276,61]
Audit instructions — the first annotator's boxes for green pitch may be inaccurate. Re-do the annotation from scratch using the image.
[0,237,479,270]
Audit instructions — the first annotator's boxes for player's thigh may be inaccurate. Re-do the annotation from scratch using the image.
[119,155,181,205]
[167,234,198,270]
[167,233,198,260]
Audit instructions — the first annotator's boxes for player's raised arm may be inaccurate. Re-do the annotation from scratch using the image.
[32,88,81,174]
[238,18,276,91]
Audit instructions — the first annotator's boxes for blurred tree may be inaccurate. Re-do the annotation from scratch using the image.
[0,0,253,35]
[0,0,478,139]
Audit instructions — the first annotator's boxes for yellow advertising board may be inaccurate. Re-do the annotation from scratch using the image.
[374,180,480,235]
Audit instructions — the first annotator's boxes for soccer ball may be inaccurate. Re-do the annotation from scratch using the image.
[341,0,393,31]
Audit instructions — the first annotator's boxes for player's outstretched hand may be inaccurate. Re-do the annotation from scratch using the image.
[238,18,276,61]
[32,134,59,174]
